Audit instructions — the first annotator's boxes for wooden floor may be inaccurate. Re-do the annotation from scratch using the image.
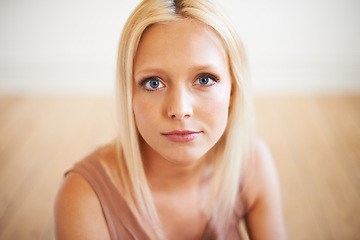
[0,95,359,239]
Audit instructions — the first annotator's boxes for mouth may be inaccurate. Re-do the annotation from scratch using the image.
[161,130,202,143]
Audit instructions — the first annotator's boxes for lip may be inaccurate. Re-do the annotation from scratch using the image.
[161,130,202,143]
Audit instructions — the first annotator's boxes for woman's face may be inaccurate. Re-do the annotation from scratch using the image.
[133,20,232,164]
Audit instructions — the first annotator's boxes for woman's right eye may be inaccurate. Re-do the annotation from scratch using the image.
[141,78,165,90]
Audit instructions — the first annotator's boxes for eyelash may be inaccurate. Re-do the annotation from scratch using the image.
[194,73,219,87]
[139,73,219,91]
[139,77,163,92]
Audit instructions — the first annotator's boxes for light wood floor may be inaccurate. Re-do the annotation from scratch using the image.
[0,95,359,239]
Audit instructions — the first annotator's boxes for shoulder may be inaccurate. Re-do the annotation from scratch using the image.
[249,138,278,192]
[242,137,287,239]
[242,138,277,200]
[54,150,112,239]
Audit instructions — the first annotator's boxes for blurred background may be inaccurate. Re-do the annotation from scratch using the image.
[1,0,360,95]
[0,0,359,239]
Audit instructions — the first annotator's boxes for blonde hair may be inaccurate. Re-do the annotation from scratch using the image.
[115,0,254,238]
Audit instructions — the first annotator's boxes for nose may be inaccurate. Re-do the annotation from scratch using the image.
[167,86,193,120]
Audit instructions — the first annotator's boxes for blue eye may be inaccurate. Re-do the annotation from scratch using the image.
[194,74,218,86]
[199,76,210,85]
[142,78,164,90]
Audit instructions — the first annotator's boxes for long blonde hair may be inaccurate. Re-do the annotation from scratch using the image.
[115,0,254,238]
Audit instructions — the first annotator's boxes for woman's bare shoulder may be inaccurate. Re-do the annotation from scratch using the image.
[243,138,277,194]
[242,137,287,239]
[54,155,112,239]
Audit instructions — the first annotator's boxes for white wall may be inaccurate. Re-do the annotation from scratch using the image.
[0,0,359,96]
[227,0,360,95]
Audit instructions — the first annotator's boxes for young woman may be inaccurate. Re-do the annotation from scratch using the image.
[54,0,286,239]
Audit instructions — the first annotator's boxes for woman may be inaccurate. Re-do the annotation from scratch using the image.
[54,0,286,239]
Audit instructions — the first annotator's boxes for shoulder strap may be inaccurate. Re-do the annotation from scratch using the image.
[66,149,149,240]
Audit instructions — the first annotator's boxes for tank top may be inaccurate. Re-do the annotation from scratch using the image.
[65,147,247,240]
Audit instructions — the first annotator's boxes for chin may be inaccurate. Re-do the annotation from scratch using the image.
[161,149,208,165]
[141,138,212,166]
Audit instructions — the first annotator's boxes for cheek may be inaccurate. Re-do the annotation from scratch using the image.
[132,96,159,135]
[212,97,230,126]
[197,87,231,130]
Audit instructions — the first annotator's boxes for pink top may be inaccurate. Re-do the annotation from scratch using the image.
[66,147,247,240]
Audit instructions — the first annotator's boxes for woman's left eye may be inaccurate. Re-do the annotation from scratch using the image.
[193,74,218,86]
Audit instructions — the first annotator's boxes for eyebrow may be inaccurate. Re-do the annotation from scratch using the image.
[134,64,223,77]
[189,64,221,72]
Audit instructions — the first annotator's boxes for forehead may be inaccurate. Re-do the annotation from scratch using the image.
[134,19,229,74]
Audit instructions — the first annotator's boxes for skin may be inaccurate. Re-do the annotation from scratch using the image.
[133,20,232,185]
[132,20,232,239]
[54,19,286,240]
